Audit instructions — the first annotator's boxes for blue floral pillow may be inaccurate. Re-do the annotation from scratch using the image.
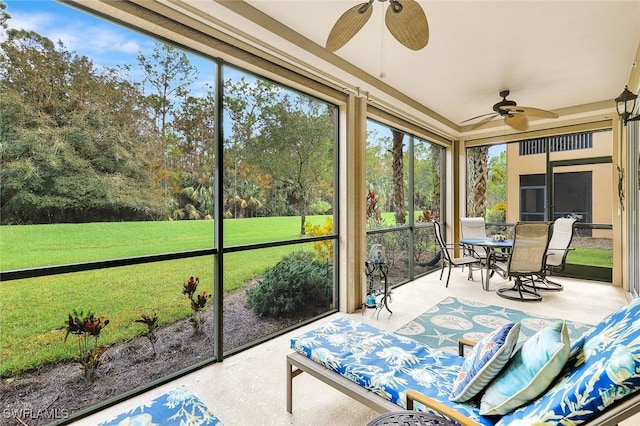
[449,322,520,402]
[496,299,640,425]
[480,320,570,415]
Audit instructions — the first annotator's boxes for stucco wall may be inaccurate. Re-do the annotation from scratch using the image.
[505,130,613,238]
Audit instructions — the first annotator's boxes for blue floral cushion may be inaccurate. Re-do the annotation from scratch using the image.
[496,298,640,425]
[480,320,570,415]
[291,317,499,426]
[450,322,520,402]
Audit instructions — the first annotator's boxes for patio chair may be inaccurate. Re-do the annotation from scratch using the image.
[496,222,552,302]
[527,217,577,291]
[459,217,489,263]
[433,221,483,288]
[460,217,510,282]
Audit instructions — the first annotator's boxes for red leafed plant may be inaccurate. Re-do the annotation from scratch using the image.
[64,310,109,380]
[182,276,211,334]
[417,209,433,222]
[135,313,159,356]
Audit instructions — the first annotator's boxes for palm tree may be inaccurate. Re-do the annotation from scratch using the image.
[391,129,406,224]
[468,146,489,217]
[181,174,214,218]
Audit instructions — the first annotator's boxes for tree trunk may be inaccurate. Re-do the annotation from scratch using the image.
[300,213,306,235]
[391,130,406,224]
[469,146,489,217]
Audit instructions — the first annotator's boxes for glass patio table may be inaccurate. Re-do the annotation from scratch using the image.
[460,237,513,291]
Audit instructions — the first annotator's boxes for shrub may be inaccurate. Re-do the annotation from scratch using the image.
[246,252,332,317]
[304,218,333,263]
[309,200,331,215]
[487,202,506,224]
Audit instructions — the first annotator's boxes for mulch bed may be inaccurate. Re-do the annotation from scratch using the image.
[0,288,302,426]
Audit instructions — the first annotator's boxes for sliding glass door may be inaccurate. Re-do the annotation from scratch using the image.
[467,130,614,282]
[550,159,613,281]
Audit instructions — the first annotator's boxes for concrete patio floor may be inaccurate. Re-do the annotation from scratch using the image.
[75,269,637,426]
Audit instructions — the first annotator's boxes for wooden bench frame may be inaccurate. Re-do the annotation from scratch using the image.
[287,351,640,425]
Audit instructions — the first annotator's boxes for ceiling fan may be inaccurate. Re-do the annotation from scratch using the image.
[326,0,429,52]
[461,90,559,131]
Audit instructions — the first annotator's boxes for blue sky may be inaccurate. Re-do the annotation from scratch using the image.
[3,0,214,85]
[5,1,151,67]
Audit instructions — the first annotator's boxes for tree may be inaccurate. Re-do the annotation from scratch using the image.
[487,149,506,210]
[251,94,334,234]
[222,78,277,218]
[391,129,406,224]
[223,78,334,230]
[172,91,217,176]
[137,44,200,206]
[180,174,214,219]
[468,146,489,218]
[0,30,165,223]
[415,141,442,221]
[137,44,197,136]
[169,90,218,219]
[0,0,10,30]
[366,127,397,221]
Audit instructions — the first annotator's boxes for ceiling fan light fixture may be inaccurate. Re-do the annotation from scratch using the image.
[462,90,558,131]
[494,101,517,115]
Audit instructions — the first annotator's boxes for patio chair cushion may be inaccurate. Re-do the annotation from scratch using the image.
[449,322,521,402]
[496,298,640,425]
[290,316,498,426]
[480,320,570,415]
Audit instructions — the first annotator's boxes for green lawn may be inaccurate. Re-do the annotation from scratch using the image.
[1,216,329,270]
[0,217,611,376]
[567,246,613,267]
[0,216,330,377]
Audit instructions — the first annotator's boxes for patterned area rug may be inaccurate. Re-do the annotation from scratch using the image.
[99,385,222,426]
[395,296,592,355]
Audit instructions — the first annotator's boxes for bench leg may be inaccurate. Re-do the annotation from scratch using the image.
[287,357,293,413]
[286,356,305,413]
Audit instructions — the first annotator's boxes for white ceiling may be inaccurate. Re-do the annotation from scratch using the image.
[124,1,640,135]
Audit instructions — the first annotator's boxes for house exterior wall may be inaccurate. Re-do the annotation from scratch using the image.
[506,130,613,238]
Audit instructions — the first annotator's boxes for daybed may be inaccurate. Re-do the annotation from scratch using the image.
[287,299,640,425]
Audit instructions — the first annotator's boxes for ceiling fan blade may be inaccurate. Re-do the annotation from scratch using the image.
[500,105,559,118]
[505,113,528,131]
[326,3,373,52]
[461,112,497,124]
[469,114,499,129]
[385,0,429,50]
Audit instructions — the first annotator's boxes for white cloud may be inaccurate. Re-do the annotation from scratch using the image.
[83,27,144,54]
[5,6,149,64]
[6,9,52,34]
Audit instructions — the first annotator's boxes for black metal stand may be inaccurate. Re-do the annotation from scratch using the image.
[363,261,392,318]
